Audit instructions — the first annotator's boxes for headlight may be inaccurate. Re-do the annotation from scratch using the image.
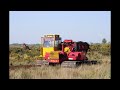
[68,58,73,60]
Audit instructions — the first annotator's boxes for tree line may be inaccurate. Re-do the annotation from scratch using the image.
[9,38,110,62]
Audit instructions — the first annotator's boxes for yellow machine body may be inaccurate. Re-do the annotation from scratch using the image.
[40,34,62,59]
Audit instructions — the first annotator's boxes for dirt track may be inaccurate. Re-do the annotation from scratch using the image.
[9,65,42,70]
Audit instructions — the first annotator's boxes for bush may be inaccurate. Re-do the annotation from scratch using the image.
[89,43,110,56]
[9,43,111,65]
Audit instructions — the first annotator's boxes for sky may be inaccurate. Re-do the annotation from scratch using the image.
[10,11,111,44]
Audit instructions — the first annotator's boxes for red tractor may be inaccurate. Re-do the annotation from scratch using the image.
[36,34,97,67]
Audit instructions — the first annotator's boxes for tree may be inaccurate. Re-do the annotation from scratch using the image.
[102,38,107,44]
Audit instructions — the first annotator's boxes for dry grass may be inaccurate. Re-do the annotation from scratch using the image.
[9,56,111,79]
[9,51,111,79]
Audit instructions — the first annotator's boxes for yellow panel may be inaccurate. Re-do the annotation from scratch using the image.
[39,47,43,57]
[49,51,60,59]
[43,47,54,57]
[44,34,59,38]
[64,47,70,54]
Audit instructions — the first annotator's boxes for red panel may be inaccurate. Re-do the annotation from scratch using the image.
[64,40,73,42]
[68,52,84,60]
[46,59,60,64]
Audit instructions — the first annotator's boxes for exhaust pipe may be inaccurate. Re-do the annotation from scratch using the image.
[62,43,64,52]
